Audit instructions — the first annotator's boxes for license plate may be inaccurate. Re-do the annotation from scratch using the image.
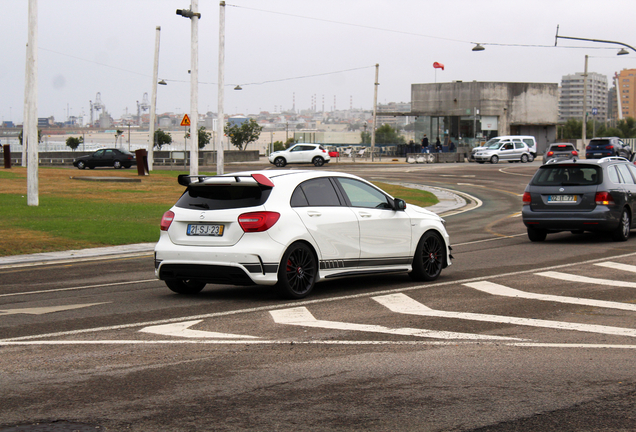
[548,195,577,202]
[187,224,224,236]
[594,153,602,156]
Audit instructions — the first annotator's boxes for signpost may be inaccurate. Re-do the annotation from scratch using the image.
[181,114,191,169]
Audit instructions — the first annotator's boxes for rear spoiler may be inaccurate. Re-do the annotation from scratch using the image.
[178,173,274,188]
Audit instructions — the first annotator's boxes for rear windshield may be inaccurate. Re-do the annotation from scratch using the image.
[588,139,610,146]
[531,165,601,186]
[549,144,576,152]
[175,185,272,210]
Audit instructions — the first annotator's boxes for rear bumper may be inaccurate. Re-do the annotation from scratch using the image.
[522,206,621,232]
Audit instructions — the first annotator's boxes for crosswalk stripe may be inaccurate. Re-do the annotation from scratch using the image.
[595,262,636,273]
[269,307,521,341]
[373,293,636,338]
[463,281,636,311]
[536,271,636,288]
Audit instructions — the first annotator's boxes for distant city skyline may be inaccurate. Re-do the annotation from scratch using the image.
[3,0,636,125]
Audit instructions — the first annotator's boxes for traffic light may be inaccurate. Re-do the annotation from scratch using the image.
[176,9,201,19]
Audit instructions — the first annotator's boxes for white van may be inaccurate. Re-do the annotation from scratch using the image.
[471,135,537,160]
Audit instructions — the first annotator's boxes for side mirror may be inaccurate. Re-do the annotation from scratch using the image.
[393,198,407,211]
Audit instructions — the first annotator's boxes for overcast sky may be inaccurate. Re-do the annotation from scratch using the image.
[3,0,636,124]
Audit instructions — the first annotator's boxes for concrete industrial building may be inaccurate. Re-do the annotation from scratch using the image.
[558,72,608,123]
[410,81,559,154]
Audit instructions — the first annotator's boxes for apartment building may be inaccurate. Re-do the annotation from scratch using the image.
[617,68,636,119]
[558,72,608,122]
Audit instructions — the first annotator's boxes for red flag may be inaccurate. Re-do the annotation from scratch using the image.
[433,62,445,70]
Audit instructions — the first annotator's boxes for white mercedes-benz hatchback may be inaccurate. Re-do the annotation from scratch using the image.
[155,170,452,299]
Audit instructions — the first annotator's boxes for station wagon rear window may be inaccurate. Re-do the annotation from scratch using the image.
[531,165,601,186]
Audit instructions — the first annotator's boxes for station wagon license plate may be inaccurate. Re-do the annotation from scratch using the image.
[187,224,224,236]
[548,195,577,202]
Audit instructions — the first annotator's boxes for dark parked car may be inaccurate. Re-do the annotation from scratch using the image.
[73,148,136,169]
[522,157,636,242]
[585,137,632,160]
[543,143,579,164]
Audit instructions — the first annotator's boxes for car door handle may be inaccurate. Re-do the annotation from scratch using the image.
[358,212,373,218]
[307,211,321,217]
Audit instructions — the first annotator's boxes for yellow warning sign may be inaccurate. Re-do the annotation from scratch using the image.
[180,114,191,127]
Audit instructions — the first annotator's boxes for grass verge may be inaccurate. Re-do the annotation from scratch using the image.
[0,167,437,257]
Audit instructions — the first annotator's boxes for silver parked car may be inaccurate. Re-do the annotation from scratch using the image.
[472,138,532,164]
[543,143,579,164]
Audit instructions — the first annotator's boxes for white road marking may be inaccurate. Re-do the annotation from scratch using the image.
[537,271,636,288]
[269,307,520,340]
[595,262,636,273]
[464,281,636,311]
[0,279,157,298]
[4,250,636,345]
[139,320,258,339]
[0,302,109,315]
[373,293,636,338]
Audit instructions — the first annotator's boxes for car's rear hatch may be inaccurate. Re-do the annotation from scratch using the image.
[587,139,613,156]
[168,174,274,246]
[527,164,600,212]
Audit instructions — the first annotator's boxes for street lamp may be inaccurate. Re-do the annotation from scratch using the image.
[472,43,485,52]
[554,25,636,53]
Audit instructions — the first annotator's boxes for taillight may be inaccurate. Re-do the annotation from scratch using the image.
[606,145,614,150]
[522,192,532,205]
[546,151,554,157]
[586,145,591,150]
[595,192,615,206]
[322,149,327,153]
[238,211,280,232]
[160,211,175,231]
[572,150,578,156]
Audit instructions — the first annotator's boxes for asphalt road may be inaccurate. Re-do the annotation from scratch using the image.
[1,161,636,432]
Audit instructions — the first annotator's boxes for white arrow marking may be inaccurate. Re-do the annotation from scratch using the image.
[373,293,636,338]
[270,307,521,341]
[595,261,636,273]
[536,271,636,288]
[0,302,109,315]
[139,320,259,339]
[464,281,636,312]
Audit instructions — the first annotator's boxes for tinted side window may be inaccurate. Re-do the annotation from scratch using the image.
[616,164,635,185]
[514,142,525,149]
[299,178,341,206]
[290,187,309,207]
[522,139,534,147]
[337,178,391,209]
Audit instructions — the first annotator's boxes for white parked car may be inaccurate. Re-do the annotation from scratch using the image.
[268,143,331,167]
[155,170,453,299]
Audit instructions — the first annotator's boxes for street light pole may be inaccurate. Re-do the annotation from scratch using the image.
[582,55,588,150]
[25,0,38,206]
[555,26,636,53]
[371,63,379,162]
[216,1,225,175]
[148,26,161,171]
[189,0,199,176]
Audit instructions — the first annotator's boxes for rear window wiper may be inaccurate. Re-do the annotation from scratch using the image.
[189,203,210,209]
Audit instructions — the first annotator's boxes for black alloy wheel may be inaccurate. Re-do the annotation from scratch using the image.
[165,279,207,295]
[410,231,444,281]
[313,156,325,167]
[274,157,286,167]
[277,242,317,299]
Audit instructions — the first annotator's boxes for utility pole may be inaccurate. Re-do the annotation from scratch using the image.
[371,64,379,162]
[189,0,199,176]
[216,1,226,175]
[148,26,161,171]
[582,55,588,151]
[25,0,38,206]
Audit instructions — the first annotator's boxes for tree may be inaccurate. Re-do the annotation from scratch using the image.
[197,126,211,149]
[376,124,406,144]
[18,129,42,146]
[272,141,285,152]
[224,118,263,150]
[154,129,172,149]
[65,136,83,151]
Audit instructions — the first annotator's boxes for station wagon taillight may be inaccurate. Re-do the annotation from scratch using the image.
[238,211,280,232]
[160,211,175,231]
[522,192,531,205]
[546,151,554,157]
[595,192,615,206]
